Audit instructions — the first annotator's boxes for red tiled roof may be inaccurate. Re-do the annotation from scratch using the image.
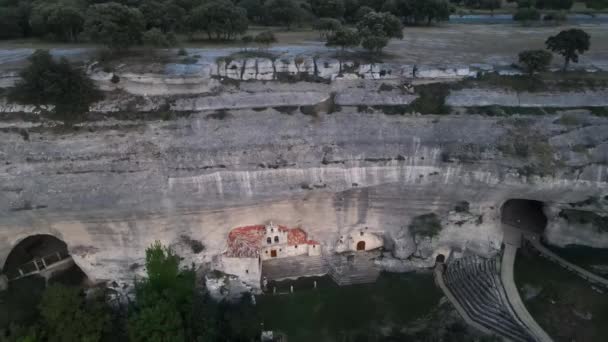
[225,224,319,257]
[287,228,308,246]
[225,225,265,258]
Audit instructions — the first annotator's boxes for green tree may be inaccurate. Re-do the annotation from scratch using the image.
[30,2,84,42]
[189,0,248,40]
[128,297,185,342]
[465,0,502,14]
[254,30,277,48]
[310,0,345,18]
[326,27,360,51]
[545,28,591,70]
[238,0,267,23]
[142,27,176,47]
[518,49,553,75]
[513,7,541,21]
[314,17,342,39]
[265,0,302,29]
[585,0,608,9]
[354,5,374,21]
[0,7,24,39]
[343,0,361,22]
[128,241,200,341]
[38,285,110,342]
[535,0,573,10]
[356,11,402,54]
[9,50,102,123]
[84,2,146,49]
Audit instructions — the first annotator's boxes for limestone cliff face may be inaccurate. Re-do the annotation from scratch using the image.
[1,110,608,286]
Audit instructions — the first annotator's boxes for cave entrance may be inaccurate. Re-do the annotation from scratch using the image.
[435,254,446,264]
[3,235,86,285]
[501,199,547,234]
[356,241,366,251]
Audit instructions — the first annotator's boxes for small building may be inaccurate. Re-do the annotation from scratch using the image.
[260,222,320,260]
[335,229,383,253]
[219,222,320,289]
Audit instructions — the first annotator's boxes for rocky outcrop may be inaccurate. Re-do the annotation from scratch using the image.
[447,88,608,107]
[2,110,608,287]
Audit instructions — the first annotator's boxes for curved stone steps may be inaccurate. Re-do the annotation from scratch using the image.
[440,256,535,342]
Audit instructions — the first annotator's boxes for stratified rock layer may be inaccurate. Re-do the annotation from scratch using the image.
[1,110,607,287]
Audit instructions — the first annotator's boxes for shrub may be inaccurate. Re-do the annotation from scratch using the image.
[543,11,567,22]
[241,35,254,44]
[254,31,277,47]
[142,28,175,47]
[314,17,342,38]
[535,0,573,10]
[9,50,102,123]
[188,0,248,40]
[84,3,146,50]
[409,213,443,237]
[518,49,553,75]
[514,8,541,21]
[326,28,361,51]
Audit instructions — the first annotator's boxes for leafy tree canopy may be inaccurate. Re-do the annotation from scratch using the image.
[513,7,541,21]
[314,17,342,38]
[545,28,590,70]
[9,49,102,122]
[39,285,111,342]
[30,1,85,42]
[356,11,402,53]
[311,0,345,19]
[189,0,248,40]
[518,49,553,75]
[84,2,146,49]
[264,0,305,29]
[326,27,361,50]
[129,241,200,341]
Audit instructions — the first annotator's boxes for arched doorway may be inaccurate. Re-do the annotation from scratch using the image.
[356,241,366,251]
[3,235,87,285]
[435,254,446,264]
[501,199,547,234]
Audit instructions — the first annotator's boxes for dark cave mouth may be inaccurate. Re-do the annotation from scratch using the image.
[501,199,548,234]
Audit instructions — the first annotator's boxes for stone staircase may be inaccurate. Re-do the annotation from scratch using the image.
[328,251,381,286]
[262,255,329,281]
[442,256,534,342]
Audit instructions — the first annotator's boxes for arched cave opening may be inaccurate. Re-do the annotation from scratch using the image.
[3,235,87,286]
[435,254,446,264]
[501,199,548,234]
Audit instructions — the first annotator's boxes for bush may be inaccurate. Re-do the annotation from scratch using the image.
[513,8,541,21]
[189,0,248,40]
[241,35,254,44]
[409,213,443,237]
[518,49,553,74]
[254,31,277,47]
[9,50,102,123]
[142,28,175,47]
[535,0,573,10]
[543,11,567,22]
[326,28,360,51]
[314,17,342,38]
[84,3,146,50]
